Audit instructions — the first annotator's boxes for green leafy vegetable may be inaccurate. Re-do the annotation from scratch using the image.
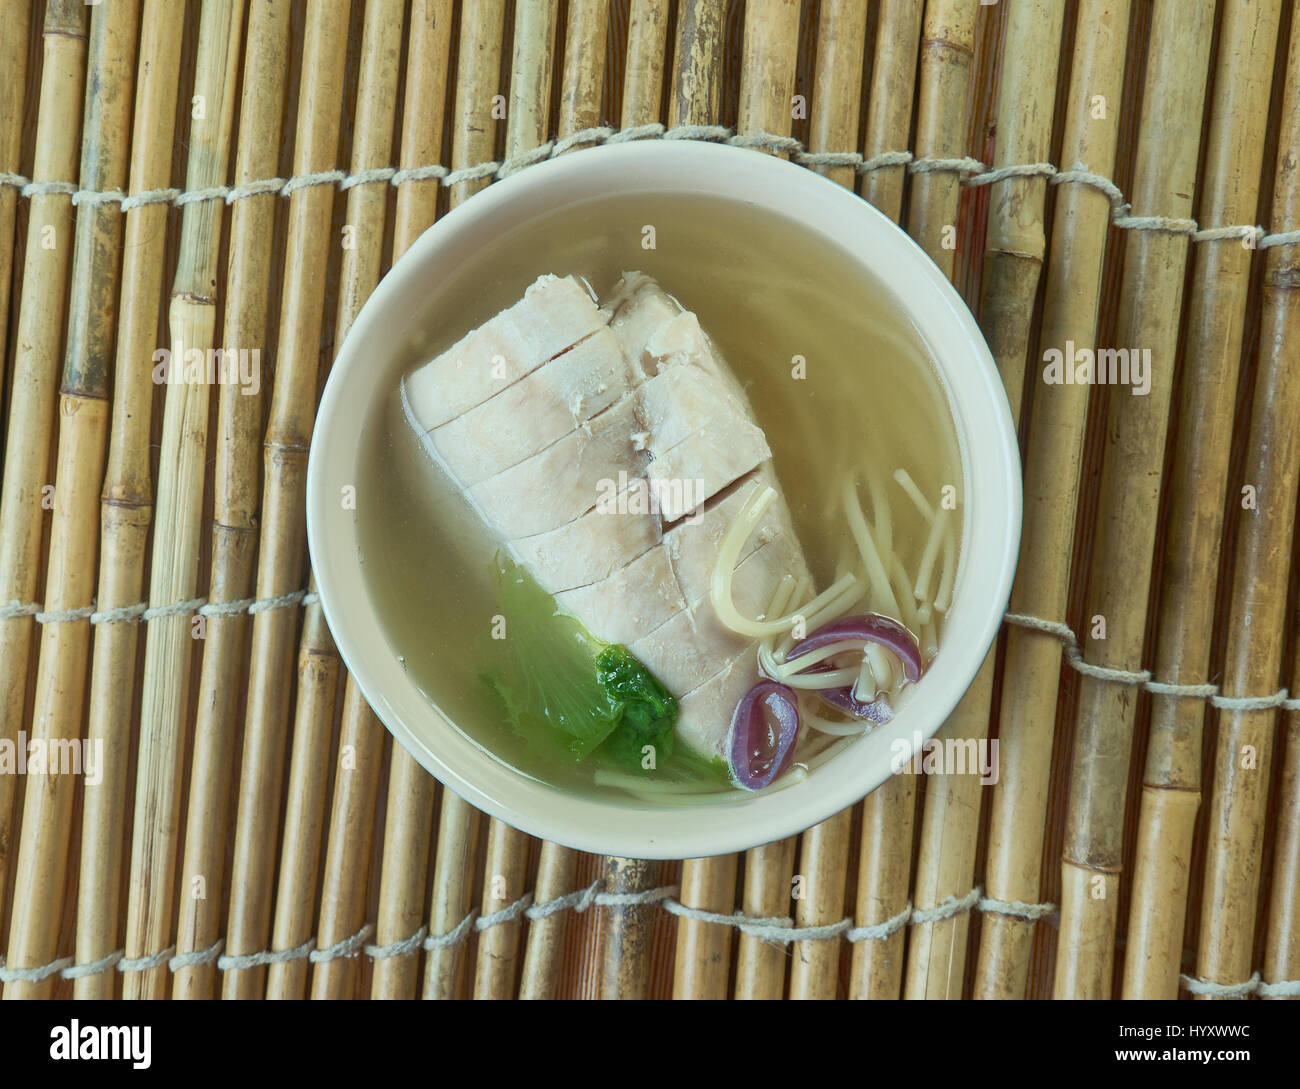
[594,645,677,767]
[482,556,679,770]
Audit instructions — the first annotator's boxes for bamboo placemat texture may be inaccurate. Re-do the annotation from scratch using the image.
[0,0,1298,1001]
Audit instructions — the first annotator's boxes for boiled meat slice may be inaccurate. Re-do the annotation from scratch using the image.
[402,272,811,767]
[403,274,607,430]
[465,362,770,537]
[553,465,793,645]
[426,326,640,485]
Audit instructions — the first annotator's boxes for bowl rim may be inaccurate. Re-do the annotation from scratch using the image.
[307,139,1021,860]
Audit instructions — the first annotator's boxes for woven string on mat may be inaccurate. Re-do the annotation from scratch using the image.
[4,880,1296,997]
[1,124,1297,247]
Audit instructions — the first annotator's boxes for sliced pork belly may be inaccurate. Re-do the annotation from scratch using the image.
[404,274,606,430]
[403,271,813,766]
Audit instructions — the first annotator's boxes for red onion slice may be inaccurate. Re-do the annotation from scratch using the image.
[819,686,894,724]
[785,613,923,684]
[728,680,800,791]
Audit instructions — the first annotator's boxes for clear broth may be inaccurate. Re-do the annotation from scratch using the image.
[355,191,963,800]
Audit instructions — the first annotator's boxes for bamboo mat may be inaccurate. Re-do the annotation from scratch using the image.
[0,0,1298,1001]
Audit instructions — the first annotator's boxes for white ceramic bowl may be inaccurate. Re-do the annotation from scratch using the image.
[307,140,1021,860]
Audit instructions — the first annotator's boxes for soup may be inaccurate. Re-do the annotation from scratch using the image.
[355,191,963,802]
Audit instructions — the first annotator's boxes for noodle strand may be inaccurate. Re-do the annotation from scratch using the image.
[913,507,951,602]
[893,467,936,522]
[842,477,903,620]
[934,523,957,613]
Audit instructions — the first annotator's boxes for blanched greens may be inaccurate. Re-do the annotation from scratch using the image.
[482,556,678,771]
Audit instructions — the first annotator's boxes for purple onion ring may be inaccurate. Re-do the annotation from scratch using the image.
[818,686,895,724]
[785,613,923,684]
[728,680,800,791]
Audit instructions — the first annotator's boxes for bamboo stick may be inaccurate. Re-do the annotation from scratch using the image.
[472,816,528,999]
[1264,58,1300,980]
[506,1,558,161]
[517,841,577,999]
[450,0,507,206]
[849,775,914,998]
[0,0,31,424]
[0,0,88,949]
[905,0,1064,1003]
[300,0,405,1004]
[310,688,386,999]
[668,0,726,128]
[422,794,482,999]
[74,0,186,1002]
[737,0,800,149]
[904,669,995,1000]
[975,0,1132,1001]
[734,838,796,999]
[621,0,670,126]
[172,0,292,1001]
[1196,9,1300,997]
[121,0,245,1002]
[806,0,867,189]
[847,0,925,1003]
[599,857,658,999]
[371,755,439,999]
[389,0,454,257]
[859,0,922,219]
[1123,0,1283,1000]
[789,809,852,999]
[977,0,1066,424]
[671,854,737,998]
[731,0,801,1002]
[1053,0,1217,1000]
[559,0,607,145]
[785,0,867,1003]
[265,580,339,1001]
[1268,704,1300,993]
[556,0,605,144]
[2,0,137,1001]
[908,0,978,280]
[419,0,506,1002]
[1267,602,1300,991]
[370,0,454,1001]
[222,0,352,1000]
